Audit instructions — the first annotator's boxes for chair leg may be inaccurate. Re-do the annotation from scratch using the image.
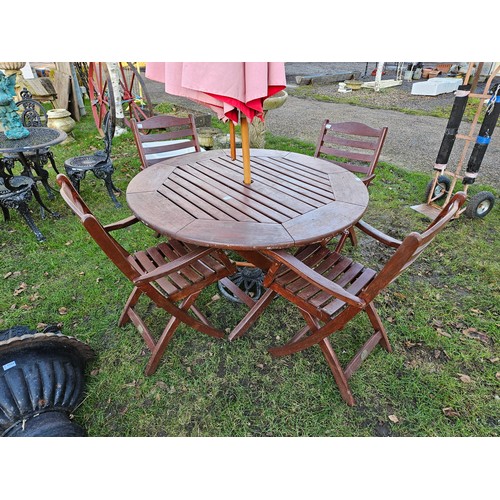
[145,294,198,376]
[103,172,122,208]
[118,287,142,326]
[318,337,356,406]
[365,302,392,352]
[228,288,277,341]
[1,205,10,221]
[334,227,358,253]
[16,201,45,242]
[47,152,60,175]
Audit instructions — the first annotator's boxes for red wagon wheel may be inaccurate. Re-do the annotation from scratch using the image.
[118,62,154,127]
[88,62,115,137]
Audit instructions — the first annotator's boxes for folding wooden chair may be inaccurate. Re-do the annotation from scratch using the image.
[314,120,388,251]
[130,114,202,169]
[260,192,466,406]
[57,174,237,375]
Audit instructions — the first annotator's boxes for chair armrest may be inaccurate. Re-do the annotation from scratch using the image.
[354,220,402,248]
[361,173,376,186]
[104,215,140,232]
[133,247,214,285]
[262,249,365,308]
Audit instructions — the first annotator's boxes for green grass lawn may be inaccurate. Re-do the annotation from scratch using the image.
[1,106,498,437]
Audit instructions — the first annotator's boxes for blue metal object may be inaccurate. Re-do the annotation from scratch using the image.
[0,71,30,140]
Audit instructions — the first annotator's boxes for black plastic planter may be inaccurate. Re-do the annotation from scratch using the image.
[0,325,95,437]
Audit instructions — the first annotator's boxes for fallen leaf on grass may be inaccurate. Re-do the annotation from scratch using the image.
[388,415,399,423]
[457,373,472,383]
[442,407,460,417]
[436,328,451,338]
[496,372,500,380]
[462,327,490,344]
[13,282,28,296]
[123,380,139,388]
[58,307,68,315]
[489,357,499,364]
[211,293,221,302]
[65,240,73,246]
[4,271,21,279]
[155,381,169,390]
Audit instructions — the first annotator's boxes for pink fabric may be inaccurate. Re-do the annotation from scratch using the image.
[146,62,286,123]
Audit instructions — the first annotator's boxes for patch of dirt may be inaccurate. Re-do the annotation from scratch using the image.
[402,342,449,373]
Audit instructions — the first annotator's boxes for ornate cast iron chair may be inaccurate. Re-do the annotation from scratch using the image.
[1,89,60,200]
[57,173,237,376]
[64,111,122,207]
[130,114,202,169]
[258,192,466,406]
[314,120,389,251]
[0,165,46,242]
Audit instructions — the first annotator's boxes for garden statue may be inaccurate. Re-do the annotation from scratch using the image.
[0,71,30,139]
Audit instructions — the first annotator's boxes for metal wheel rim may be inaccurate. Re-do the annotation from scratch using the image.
[476,199,492,215]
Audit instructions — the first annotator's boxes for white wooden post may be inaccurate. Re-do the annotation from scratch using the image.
[106,62,127,136]
[374,62,384,92]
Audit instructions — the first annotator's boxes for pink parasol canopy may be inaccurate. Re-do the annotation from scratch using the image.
[145,62,287,183]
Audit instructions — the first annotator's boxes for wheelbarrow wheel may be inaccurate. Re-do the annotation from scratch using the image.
[118,63,154,128]
[425,175,451,203]
[88,63,115,137]
[464,191,495,218]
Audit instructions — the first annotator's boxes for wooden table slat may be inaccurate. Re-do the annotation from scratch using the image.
[172,166,279,223]
[194,158,312,218]
[179,219,295,250]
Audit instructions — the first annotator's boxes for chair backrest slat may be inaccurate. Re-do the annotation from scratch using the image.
[314,119,388,181]
[131,114,201,169]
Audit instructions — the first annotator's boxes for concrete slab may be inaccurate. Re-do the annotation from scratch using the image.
[411,77,463,96]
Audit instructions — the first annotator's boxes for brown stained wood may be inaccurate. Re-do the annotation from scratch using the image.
[179,219,295,250]
[126,191,195,236]
[168,170,257,222]
[314,120,388,186]
[283,201,366,246]
[126,149,370,250]
[263,192,467,406]
[131,114,202,169]
[173,165,278,224]
[247,158,334,207]
[57,173,237,377]
[182,157,312,220]
[127,163,176,193]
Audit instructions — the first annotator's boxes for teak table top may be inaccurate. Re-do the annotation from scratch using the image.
[126,149,369,250]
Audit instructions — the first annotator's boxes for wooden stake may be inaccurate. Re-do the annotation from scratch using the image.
[241,116,251,184]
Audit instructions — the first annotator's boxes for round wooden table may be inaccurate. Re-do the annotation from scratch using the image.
[126,149,369,251]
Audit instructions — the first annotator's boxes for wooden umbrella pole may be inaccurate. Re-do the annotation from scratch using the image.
[229,121,236,160]
[241,116,251,184]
